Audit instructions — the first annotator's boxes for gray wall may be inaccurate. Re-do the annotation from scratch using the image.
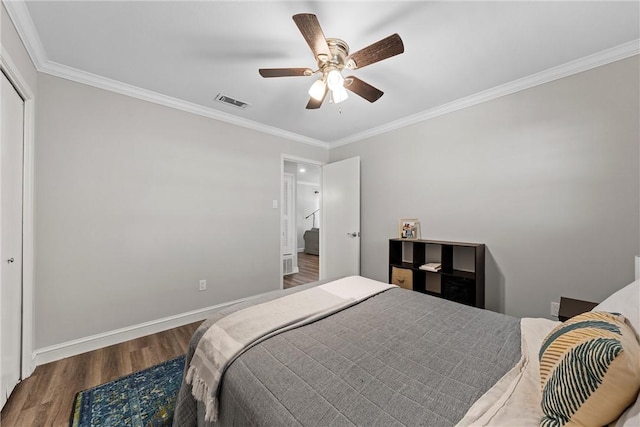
[331,56,640,318]
[35,74,328,348]
[10,0,639,348]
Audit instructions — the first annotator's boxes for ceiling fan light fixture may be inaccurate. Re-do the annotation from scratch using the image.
[308,78,326,101]
[259,14,404,110]
[331,85,349,104]
[326,68,344,92]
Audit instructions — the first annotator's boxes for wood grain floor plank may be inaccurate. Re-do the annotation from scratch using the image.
[283,252,319,289]
[1,321,201,427]
[46,387,72,427]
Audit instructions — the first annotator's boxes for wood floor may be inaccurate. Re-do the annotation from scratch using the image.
[283,252,319,289]
[0,258,317,426]
[0,321,201,427]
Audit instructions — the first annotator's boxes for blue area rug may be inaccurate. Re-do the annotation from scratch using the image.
[70,355,185,427]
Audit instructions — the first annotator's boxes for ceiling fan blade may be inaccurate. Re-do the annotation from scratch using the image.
[306,87,328,109]
[293,14,331,60]
[259,68,312,78]
[346,33,404,70]
[344,76,384,103]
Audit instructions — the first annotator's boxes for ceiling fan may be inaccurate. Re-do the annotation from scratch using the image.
[258,13,404,109]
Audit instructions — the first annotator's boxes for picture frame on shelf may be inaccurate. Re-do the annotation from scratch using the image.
[399,219,420,240]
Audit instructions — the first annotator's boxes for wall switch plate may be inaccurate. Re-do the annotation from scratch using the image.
[199,279,207,291]
[550,301,560,317]
[272,200,278,209]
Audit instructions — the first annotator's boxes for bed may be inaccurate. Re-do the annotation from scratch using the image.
[173,276,640,427]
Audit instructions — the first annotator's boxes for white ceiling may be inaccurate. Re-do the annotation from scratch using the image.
[6,1,640,148]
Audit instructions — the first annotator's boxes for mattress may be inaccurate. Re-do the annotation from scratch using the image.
[173,278,521,426]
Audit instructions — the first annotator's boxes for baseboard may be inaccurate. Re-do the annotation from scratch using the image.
[283,266,300,276]
[33,295,257,367]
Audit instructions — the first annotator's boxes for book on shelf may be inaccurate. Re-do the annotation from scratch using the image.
[419,262,442,272]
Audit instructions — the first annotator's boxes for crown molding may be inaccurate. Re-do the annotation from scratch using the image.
[329,39,640,149]
[2,0,329,149]
[2,0,47,67]
[5,1,638,150]
[40,60,329,148]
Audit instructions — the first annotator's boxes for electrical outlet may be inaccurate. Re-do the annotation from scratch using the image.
[550,301,560,317]
[199,279,207,291]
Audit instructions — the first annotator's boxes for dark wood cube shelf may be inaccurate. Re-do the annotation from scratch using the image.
[389,239,486,308]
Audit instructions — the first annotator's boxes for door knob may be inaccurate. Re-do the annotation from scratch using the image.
[347,232,360,238]
[7,257,14,263]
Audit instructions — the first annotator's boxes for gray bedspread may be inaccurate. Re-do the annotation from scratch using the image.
[173,281,521,427]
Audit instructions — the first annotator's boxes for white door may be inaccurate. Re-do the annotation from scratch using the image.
[1,71,24,408]
[320,157,360,280]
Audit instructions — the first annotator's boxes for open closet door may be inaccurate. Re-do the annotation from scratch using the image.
[320,157,360,280]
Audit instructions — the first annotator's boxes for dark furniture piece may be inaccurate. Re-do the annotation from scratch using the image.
[558,296,598,321]
[389,238,486,308]
[303,228,319,255]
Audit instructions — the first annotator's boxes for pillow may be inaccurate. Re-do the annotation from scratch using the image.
[592,280,639,336]
[594,281,640,427]
[539,311,640,427]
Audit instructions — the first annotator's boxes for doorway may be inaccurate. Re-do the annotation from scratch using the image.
[282,158,322,289]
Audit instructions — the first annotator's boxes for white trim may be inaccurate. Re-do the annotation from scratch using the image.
[45,40,640,150]
[41,61,329,149]
[2,0,329,149]
[281,154,327,289]
[329,40,640,148]
[285,266,300,275]
[1,0,47,69]
[0,48,36,379]
[281,155,326,167]
[5,1,638,148]
[297,180,321,187]
[33,294,260,366]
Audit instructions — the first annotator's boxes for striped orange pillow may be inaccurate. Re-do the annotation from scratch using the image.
[539,312,640,427]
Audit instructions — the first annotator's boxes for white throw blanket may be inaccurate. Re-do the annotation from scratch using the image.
[185,276,396,422]
[456,317,560,426]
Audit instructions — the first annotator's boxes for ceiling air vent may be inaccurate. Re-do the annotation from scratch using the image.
[215,94,250,109]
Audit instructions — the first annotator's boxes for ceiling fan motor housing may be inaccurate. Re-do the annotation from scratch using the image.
[320,38,350,70]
